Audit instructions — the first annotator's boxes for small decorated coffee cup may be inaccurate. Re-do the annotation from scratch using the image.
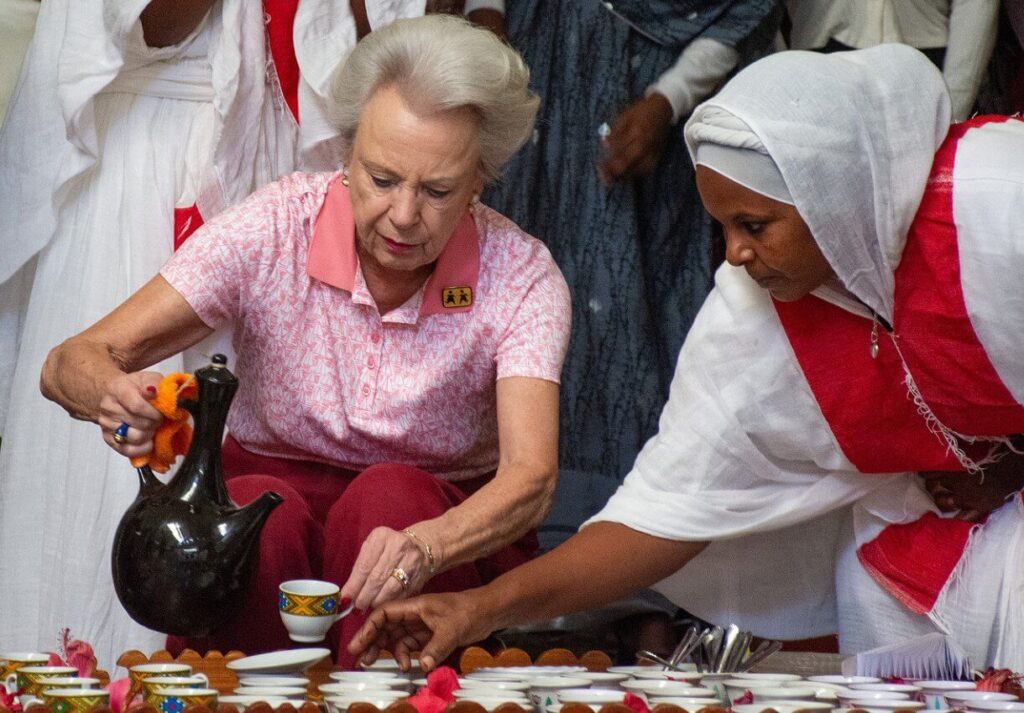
[142,675,209,704]
[148,687,219,713]
[0,653,51,686]
[128,663,193,700]
[12,666,79,699]
[279,579,354,642]
[43,688,110,713]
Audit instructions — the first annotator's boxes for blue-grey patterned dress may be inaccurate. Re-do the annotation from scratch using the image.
[486,0,780,541]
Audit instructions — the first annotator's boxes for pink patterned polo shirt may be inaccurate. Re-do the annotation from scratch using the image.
[161,172,570,480]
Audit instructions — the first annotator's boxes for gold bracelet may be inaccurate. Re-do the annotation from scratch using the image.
[402,528,436,576]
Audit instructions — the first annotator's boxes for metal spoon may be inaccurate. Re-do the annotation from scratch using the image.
[716,624,740,672]
[738,640,783,672]
[636,650,694,673]
[668,625,700,669]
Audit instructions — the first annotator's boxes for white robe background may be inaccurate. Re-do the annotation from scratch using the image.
[0,0,425,671]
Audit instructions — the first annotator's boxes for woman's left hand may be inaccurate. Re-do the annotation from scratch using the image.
[341,527,431,611]
[923,447,1024,521]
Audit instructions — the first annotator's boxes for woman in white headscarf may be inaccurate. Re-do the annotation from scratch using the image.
[346,43,1024,672]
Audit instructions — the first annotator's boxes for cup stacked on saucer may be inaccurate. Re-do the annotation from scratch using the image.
[224,648,332,709]
[322,670,416,712]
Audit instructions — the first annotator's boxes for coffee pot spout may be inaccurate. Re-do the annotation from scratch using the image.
[226,490,285,547]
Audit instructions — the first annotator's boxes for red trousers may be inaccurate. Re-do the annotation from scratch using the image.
[167,436,537,667]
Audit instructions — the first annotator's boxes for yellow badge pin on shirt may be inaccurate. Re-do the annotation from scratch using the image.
[442,286,473,308]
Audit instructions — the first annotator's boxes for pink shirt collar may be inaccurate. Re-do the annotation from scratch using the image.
[308,175,480,317]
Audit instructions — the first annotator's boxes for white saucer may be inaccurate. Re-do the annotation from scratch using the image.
[227,648,331,675]
[220,695,306,708]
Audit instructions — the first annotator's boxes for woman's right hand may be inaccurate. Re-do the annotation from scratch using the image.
[96,371,165,458]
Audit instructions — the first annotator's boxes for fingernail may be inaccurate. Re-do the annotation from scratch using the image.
[146,386,157,395]
[340,597,352,609]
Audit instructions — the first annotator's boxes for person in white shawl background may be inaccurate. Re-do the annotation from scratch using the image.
[347,44,1024,672]
[0,0,503,670]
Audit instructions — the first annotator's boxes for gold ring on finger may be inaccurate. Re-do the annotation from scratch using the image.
[390,567,411,589]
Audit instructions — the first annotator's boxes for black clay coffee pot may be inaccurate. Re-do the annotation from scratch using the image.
[111,354,283,636]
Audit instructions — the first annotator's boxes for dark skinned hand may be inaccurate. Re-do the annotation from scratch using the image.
[923,445,1024,522]
[348,591,489,672]
[466,9,507,41]
[598,92,674,184]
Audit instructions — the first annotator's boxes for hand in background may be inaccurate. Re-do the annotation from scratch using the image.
[923,446,1024,521]
[348,590,491,672]
[466,9,507,41]
[598,92,674,184]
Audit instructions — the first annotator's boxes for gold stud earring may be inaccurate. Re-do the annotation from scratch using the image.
[341,170,350,187]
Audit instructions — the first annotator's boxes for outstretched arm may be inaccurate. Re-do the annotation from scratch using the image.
[41,275,212,457]
[349,520,706,670]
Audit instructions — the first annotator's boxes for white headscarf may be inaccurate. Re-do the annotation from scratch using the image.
[684,44,951,324]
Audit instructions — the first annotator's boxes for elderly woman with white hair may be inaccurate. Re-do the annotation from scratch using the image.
[349,44,1024,671]
[41,14,569,662]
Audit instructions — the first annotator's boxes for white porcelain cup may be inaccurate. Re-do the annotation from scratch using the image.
[279,579,354,643]
[838,690,911,708]
[555,688,625,706]
[945,692,1020,707]
[234,686,308,698]
[751,686,819,703]
[915,681,978,709]
[850,699,926,713]
[526,677,592,713]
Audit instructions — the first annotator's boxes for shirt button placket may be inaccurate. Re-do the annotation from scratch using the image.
[360,328,383,406]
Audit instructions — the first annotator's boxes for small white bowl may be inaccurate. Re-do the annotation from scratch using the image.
[967,703,1024,712]
[239,676,309,688]
[849,699,926,712]
[221,695,303,708]
[572,672,631,688]
[752,687,819,703]
[330,671,408,681]
[808,677,882,686]
[648,696,722,708]
[555,688,625,705]
[632,670,703,682]
[945,693,1019,705]
[327,693,407,709]
[319,683,402,696]
[607,665,698,676]
[234,686,307,697]
[621,680,714,698]
[461,680,533,692]
[838,690,911,708]
[453,690,529,703]
[458,698,532,712]
[733,703,833,713]
[732,673,804,684]
[851,684,923,696]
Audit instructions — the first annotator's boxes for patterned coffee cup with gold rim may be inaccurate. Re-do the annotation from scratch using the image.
[44,688,110,713]
[39,677,100,697]
[12,666,78,698]
[0,653,51,688]
[278,579,354,642]
[128,663,192,700]
[142,675,209,705]
[149,687,219,713]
